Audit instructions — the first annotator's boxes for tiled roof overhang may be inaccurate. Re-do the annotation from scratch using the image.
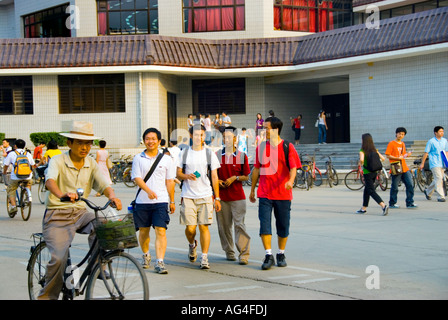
[0,7,447,70]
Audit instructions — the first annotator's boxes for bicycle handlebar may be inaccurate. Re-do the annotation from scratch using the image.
[60,196,113,211]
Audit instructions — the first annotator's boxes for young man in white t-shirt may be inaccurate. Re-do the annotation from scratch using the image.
[177,124,221,269]
[131,128,176,274]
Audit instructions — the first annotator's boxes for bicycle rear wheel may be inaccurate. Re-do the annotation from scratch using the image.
[85,251,149,300]
[38,179,46,204]
[327,167,339,187]
[21,188,32,221]
[27,241,51,300]
[344,170,365,191]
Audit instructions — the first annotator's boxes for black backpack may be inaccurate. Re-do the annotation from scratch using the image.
[258,140,291,170]
[364,150,382,172]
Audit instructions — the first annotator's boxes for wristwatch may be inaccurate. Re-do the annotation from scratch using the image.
[215,197,221,201]
[236,176,239,181]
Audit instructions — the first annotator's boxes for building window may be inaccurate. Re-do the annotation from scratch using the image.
[97,0,158,35]
[183,0,245,33]
[274,0,352,32]
[0,77,33,115]
[58,74,125,114]
[23,4,71,38]
[193,78,245,115]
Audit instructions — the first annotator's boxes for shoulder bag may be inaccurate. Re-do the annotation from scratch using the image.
[130,152,164,210]
[390,146,403,175]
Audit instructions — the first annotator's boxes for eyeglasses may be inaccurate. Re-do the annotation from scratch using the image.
[73,140,93,147]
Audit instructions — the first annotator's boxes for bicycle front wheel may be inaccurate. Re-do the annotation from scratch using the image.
[344,170,365,191]
[21,188,32,221]
[313,167,323,187]
[27,241,51,300]
[327,167,339,187]
[122,168,136,188]
[86,251,149,300]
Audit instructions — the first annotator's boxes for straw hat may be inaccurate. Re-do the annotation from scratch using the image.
[60,121,103,140]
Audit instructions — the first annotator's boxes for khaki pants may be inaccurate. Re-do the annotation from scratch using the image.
[38,208,95,300]
[216,200,250,261]
[426,167,446,200]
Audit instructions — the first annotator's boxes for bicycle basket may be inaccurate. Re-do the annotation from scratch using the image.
[93,213,138,250]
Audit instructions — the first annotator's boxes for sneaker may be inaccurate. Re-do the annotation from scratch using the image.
[276,253,287,267]
[154,261,168,274]
[424,189,431,200]
[389,204,400,209]
[142,253,151,269]
[356,209,367,214]
[438,198,446,202]
[200,256,210,269]
[261,254,275,270]
[407,203,418,208]
[382,205,389,216]
[188,240,198,262]
[97,269,111,280]
[226,253,236,261]
[9,206,18,214]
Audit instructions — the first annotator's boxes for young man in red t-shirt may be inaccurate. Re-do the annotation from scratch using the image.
[249,117,301,270]
[216,127,251,264]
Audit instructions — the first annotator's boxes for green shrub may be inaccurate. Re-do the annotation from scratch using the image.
[30,132,67,147]
[0,133,5,142]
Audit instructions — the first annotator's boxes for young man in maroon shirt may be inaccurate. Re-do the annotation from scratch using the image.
[216,127,251,265]
[249,117,301,270]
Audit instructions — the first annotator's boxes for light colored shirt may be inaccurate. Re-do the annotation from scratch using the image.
[45,151,110,209]
[425,136,448,169]
[178,147,220,199]
[131,152,176,204]
[3,148,35,180]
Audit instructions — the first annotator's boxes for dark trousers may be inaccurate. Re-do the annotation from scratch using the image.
[363,172,383,207]
[389,171,414,206]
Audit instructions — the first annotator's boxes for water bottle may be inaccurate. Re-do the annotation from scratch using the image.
[105,207,119,221]
[128,204,134,214]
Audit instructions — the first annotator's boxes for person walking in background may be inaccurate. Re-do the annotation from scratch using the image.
[318,110,328,144]
[33,141,45,166]
[221,111,231,127]
[96,140,112,196]
[255,113,264,137]
[187,114,194,129]
[216,127,251,264]
[385,127,417,209]
[420,126,448,203]
[249,117,301,270]
[290,114,302,145]
[356,133,389,216]
[131,128,176,274]
[204,114,212,145]
[237,128,249,154]
[42,140,62,165]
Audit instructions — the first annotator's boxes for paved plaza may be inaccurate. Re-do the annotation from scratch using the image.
[0,181,447,300]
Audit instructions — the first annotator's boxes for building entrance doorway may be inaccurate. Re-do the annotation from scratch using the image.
[322,93,350,143]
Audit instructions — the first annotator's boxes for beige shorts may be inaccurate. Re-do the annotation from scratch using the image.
[180,197,214,226]
[6,179,32,198]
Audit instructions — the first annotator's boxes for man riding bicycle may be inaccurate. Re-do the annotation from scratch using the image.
[38,121,122,300]
[2,139,35,215]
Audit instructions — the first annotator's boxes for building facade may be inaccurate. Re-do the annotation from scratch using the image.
[0,0,447,147]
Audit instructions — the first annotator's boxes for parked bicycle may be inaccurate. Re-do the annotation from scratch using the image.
[110,155,133,184]
[27,188,149,300]
[294,167,310,190]
[301,150,322,187]
[323,154,339,187]
[5,174,32,221]
[344,164,388,191]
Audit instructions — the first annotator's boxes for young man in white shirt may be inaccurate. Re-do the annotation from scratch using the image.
[177,124,221,269]
[131,128,176,274]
